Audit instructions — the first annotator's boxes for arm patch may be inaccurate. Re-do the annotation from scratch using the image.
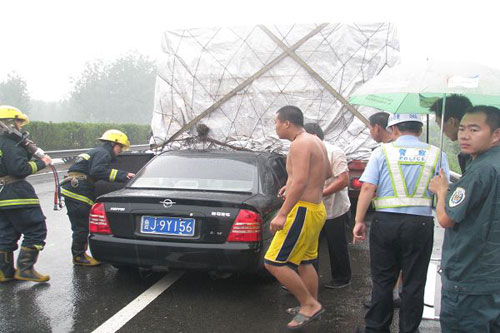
[449,187,466,207]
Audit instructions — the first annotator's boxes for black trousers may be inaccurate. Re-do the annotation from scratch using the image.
[319,212,352,283]
[0,207,47,252]
[365,212,433,333]
[65,199,91,256]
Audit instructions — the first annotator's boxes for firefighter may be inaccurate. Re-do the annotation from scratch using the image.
[61,129,134,266]
[0,105,52,283]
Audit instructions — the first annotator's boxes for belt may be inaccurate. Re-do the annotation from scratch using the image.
[0,175,25,186]
[60,172,95,186]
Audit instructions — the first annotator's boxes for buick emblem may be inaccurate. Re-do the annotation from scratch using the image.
[160,199,176,208]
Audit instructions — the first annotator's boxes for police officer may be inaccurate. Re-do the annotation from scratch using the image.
[0,105,52,283]
[429,105,500,332]
[353,113,450,332]
[61,130,134,266]
[366,111,403,309]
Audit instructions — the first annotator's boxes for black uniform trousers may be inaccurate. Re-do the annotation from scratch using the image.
[319,212,352,283]
[65,199,91,256]
[366,212,433,333]
[0,207,47,251]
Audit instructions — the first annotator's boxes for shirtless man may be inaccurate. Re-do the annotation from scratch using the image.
[264,105,332,330]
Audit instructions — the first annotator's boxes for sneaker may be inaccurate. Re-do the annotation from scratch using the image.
[324,280,351,289]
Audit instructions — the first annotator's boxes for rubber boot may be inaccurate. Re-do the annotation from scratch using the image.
[72,242,100,267]
[0,250,15,282]
[14,246,50,282]
[73,253,101,266]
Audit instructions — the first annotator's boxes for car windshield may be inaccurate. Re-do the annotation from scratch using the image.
[129,154,257,192]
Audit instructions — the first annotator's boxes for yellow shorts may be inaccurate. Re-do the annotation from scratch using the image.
[264,200,326,267]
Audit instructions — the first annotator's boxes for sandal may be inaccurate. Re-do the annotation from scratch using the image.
[287,308,325,330]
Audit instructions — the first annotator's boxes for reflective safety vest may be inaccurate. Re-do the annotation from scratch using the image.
[373,143,440,209]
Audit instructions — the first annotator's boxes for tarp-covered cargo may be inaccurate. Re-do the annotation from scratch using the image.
[151,23,400,159]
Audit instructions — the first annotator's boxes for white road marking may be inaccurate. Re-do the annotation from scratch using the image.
[92,271,184,333]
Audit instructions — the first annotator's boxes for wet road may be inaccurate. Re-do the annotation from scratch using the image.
[0,171,441,332]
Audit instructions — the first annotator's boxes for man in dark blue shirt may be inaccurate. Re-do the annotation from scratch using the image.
[0,105,52,283]
[61,130,134,266]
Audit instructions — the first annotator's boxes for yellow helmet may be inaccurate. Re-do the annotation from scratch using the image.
[0,105,30,126]
[99,129,130,150]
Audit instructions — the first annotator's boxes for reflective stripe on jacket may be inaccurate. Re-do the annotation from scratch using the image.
[60,188,94,206]
[61,142,128,204]
[0,134,46,209]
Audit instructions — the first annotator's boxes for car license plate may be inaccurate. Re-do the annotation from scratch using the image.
[140,216,195,237]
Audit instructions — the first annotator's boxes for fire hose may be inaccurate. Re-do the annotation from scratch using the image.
[50,164,64,210]
[0,121,63,210]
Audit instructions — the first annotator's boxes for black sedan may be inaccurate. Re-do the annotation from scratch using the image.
[88,149,287,274]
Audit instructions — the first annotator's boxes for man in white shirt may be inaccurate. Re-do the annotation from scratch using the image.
[304,123,352,288]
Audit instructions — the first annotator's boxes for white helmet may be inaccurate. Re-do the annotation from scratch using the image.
[387,113,424,127]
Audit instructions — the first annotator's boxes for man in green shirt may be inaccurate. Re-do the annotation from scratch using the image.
[430,94,472,173]
[429,105,500,332]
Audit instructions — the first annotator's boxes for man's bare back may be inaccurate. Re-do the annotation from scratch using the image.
[285,132,332,204]
[270,110,333,232]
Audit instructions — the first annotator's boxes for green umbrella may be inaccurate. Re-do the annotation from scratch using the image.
[349,60,500,164]
[349,60,500,114]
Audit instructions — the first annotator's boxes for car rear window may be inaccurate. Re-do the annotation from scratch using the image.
[129,154,257,192]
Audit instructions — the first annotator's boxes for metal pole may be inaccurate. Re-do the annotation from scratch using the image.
[426,114,430,143]
[438,93,447,171]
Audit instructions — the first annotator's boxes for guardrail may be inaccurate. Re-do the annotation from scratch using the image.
[46,144,151,165]
[46,144,151,160]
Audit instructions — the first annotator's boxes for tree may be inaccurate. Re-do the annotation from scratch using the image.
[0,72,31,111]
[69,52,156,124]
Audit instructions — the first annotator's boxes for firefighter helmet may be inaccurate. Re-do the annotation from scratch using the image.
[0,105,30,126]
[98,129,130,150]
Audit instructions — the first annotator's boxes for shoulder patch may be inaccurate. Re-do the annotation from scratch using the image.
[449,187,466,207]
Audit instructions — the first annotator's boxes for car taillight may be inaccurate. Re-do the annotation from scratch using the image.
[227,209,262,242]
[351,178,362,190]
[89,203,112,235]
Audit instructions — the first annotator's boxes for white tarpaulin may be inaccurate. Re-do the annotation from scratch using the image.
[151,23,400,160]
